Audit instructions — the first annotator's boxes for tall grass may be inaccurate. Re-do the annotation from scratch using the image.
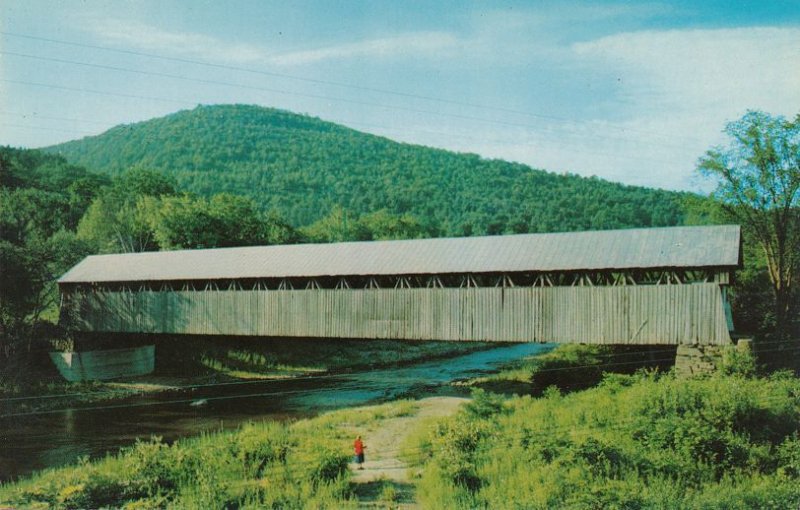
[411,369,800,509]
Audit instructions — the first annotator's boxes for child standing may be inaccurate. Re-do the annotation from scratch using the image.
[354,435,366,470]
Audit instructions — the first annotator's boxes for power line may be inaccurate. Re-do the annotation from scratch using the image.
[0,122,95,135]
[0,104,682,168]
[3,343,793,485]
[0,381,394,418]
[0,30,696,145]
[0,343,680,403]
[2,342,794,419]
[2,338,786,405]
[5,50,685,151]
[166,383,800,488]
[1,78,194,106]
[1,110,119,126]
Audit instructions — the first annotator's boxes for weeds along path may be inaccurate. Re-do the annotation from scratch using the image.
[350,396,467,508]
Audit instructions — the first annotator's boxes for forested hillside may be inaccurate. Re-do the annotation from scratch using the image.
[46,104,687,235]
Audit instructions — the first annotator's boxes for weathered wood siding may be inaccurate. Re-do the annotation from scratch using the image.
[67,283,731,345]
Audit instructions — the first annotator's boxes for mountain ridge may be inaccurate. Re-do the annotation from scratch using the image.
[45,104,688,235]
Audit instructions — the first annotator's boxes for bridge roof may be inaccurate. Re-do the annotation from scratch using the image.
[59,225,741,284]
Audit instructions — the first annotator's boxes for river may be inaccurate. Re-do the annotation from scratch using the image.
[0,342,553,481]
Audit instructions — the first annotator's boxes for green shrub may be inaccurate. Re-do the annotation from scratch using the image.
[232,421,290,478]
[720,344,756,377]
[125,437,183,496]
[298,442,350,484]
[464,388,507,419]
[777,435,800,478]
[379,481,399,505]
[415,372,800,509]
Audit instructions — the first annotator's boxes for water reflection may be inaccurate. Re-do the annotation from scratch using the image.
[1,342,553,481]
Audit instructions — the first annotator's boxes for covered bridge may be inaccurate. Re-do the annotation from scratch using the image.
[58,225,741,346]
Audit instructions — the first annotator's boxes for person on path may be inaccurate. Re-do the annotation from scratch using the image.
[354,435,366,470]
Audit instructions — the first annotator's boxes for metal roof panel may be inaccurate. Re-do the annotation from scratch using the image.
[58,225,741,283]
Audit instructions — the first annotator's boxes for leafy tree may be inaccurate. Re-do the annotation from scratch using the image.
[77,195,159,253]
[114,166,177,197]
[698,111,800,338]
[207,193,268,247]
[0,147,98,368]
[76,168,178,253]
[0,240,39,343]
[0,188,71,243]
[302,206,371,243]
[261,210,304,245]
[151,193,300,249]
[151,194,221,249]
[358,209,433,240]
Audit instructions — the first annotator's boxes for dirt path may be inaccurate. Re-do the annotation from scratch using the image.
[350,396,467,509]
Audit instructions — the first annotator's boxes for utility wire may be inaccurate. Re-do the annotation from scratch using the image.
[0,30,696,145]
[4,346,796,484]
[0,110,683,168]
[2,338,786,404]
[0,122,95,135]
[1,79,195,106]
[0,110,119,126]
[2,342,795,419]
[0,50,691,153]
[0,380,399,418]
[0,344,686,403]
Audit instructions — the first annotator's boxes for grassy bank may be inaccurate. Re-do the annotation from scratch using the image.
[4,344,799,509]
[461,344,676,396]
[0,400,418,509]
[407,369,800,509]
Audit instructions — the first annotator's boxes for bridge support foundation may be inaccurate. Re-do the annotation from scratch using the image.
[674,344,724,377]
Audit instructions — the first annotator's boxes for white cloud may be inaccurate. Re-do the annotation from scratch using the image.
[88,19,272,64]
[553,26,800,189]
[87,19,461,67]
[472,2,674,32]
[270,32,461,66]
[573,26,800,118]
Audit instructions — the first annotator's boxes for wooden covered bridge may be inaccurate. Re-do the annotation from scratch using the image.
[58,225,741,346]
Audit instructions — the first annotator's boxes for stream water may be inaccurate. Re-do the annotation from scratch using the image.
[0,342,553,481]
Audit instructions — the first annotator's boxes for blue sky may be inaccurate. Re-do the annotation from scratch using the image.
[1,0,798,191]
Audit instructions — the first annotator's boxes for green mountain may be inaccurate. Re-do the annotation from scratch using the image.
[45,104,688,235]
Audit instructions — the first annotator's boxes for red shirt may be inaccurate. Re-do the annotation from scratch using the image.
[354,439,364,455]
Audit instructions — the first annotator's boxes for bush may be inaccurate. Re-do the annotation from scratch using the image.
[464,388,507,419]
[720,344,756,377]
[232,421,290,478]
[126,437,183,496]
[415,371,800,509]
[529,344,608,393]
[777,435,800,478]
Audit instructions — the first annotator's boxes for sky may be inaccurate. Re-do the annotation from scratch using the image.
[1,0,798,191]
